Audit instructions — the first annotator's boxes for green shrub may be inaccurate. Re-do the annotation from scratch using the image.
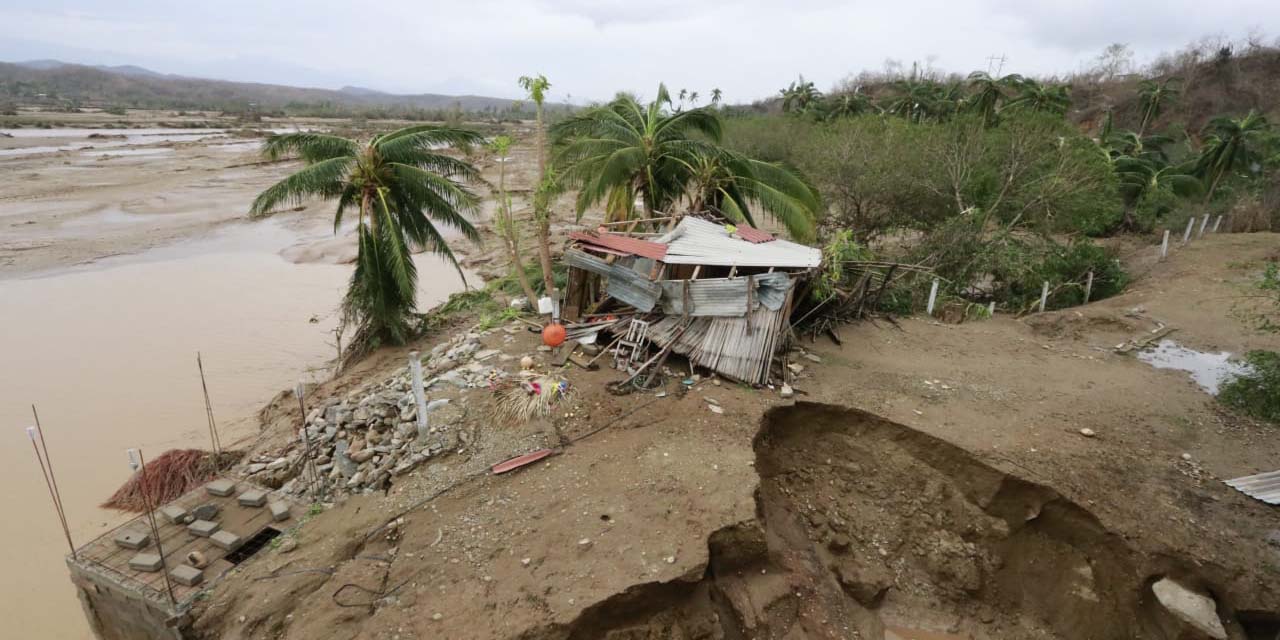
[1220,350,1280,422]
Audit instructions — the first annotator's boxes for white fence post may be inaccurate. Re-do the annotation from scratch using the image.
[1181,217,1195,244]
[1083,271,1094,304]
[409,351,429,441]
[1198,214,1210,237]
[926,279,939,316]
[1038,281,1049,313]
[1161,229,1170,259]
[1212,215,1223,233]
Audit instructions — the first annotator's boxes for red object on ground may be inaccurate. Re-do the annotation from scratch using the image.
[542,322,567,347]
[734,226,776,243]
[569,231,669,260]
[492,449,555,474]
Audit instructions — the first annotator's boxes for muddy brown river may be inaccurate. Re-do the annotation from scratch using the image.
[0,126,472,638]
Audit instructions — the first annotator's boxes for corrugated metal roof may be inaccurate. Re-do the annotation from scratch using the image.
[658,217,821,268]
[569,231,668,261]
[734,226,775,243]
[1225,470,1280,505]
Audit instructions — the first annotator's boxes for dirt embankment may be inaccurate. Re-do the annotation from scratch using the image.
[191,232,1280,639]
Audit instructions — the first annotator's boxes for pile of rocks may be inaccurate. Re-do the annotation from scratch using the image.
[244,328,526,498]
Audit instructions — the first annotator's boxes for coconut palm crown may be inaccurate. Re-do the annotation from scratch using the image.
[250,125,484,351]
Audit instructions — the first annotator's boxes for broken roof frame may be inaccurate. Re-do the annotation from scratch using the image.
[562,214,822,384]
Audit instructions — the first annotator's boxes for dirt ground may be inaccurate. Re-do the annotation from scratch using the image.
[190,231,1280,639]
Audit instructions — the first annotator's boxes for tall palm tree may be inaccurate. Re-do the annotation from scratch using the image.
[1196,110,1270,202]
[1004,80,1071,116]
[518,73,556,296]
[819,91,874,121]
[1136,77,1180,137]
[250,126,483,352]
[710,88,722,106]
[965,71,1024,126]
[1114,156,1201,203]
[550,84,819,240]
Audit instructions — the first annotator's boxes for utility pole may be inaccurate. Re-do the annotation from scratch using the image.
[986,53,1007,76]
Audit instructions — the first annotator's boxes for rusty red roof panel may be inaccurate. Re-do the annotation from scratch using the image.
[570,231,669,260]
[492,448,555,474]
[733,226,775,244]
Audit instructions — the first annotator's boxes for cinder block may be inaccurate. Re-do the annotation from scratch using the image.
[113,530,150,550]
[237,489,267,508]
[170,565,203,587]
[128,553,163,572]
[205,479,236,497]
[268,501,290,522]
[187,519,220,537]
[159,505,188,524]
[209,530,242,551]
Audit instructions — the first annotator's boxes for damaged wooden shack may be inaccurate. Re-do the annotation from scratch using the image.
[561,216,822,385]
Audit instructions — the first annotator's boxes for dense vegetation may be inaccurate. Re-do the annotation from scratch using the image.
[717,42,1280,313]
[1220,350,1280,423]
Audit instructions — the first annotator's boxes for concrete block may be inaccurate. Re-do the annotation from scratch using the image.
[237,489,267,508]
[205,479,236,497]
[187,519,220,537]
[128,553,163,572]
[170,565,203,587]
[268,501,291,522]
[159,505,188,524]
[209,530,242,551]
[113,530,150,550]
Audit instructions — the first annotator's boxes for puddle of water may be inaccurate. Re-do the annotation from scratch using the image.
[0,219,469,638]
[1136,340,1251,395]
[0,128,230,158]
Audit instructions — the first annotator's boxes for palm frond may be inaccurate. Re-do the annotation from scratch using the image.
[261,133,359,163]
[249,157,353,217]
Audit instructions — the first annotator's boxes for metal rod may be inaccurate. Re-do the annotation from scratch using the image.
[196,353,222,461]
[32,405,73,558]
[28,426,75,558]
[134,449,177,606]
[295,382,323,500]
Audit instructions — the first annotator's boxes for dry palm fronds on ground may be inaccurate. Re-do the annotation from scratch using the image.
[490,376,572,425]
[101,449,240,512]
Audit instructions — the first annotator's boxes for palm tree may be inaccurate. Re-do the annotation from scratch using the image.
[780,76,821,114]
[1004,80,1071,116]
[1136,77,1180,137]
[689,91,700,106]
[1196,110,1270,202]
[710,88,722,106]
[965,71,1024,126]
[550,84,819,240]
[884,76,958,123]
[518,73,556,296]
[1114,156,1201,203]
[818,91,874,121]
[489,135,538,306]
[250,126,483,353]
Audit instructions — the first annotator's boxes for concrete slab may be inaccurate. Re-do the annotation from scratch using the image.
[205,479,236,497]
[237,489,267,508]
[187,519,220,538]
[128,553,163,572]
[159,505,188,524]
[209,530,242,551]
[169,565,203,587]
[113,530,150,550]
[268,501,291,522]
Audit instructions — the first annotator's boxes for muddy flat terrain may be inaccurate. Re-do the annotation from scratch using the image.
[191,232,1280,639]
[0,109,479,638]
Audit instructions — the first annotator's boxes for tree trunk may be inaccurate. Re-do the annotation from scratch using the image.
[498,157,538,306]
[532,102,557,302]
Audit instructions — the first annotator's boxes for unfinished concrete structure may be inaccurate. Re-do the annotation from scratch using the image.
[67,477,292,640]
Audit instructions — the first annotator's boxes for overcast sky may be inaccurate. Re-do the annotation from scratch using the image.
[1,1,1277,104]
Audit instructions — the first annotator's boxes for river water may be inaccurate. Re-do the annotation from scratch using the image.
[0,145,471,636]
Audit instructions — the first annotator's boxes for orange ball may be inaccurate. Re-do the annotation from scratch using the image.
[542,322,567,347]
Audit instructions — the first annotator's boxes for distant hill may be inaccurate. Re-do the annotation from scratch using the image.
[0,59,546,115]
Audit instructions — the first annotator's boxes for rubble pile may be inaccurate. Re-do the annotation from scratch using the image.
[241,326,533,497]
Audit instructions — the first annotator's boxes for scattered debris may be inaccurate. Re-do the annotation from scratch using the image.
[1225,469,1280,505]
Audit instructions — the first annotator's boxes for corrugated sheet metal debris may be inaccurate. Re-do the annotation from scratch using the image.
[1225,470,1280,505]
[569,231,668,261]
[646,305,786,384]
[657,217,821,268]
[564,249,662,312]
[656,272,792,316]
[733,226,775,243]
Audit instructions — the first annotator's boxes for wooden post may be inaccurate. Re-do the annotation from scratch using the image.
[1212,215,1223,233]
[1160,229,1170,259]
[1038,281,1049,313]
[926,279,939,316]
[409,351,429,443]
[1083,271,1094,304]
[1181,217,1195,244]
[1198,214,1210,237]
